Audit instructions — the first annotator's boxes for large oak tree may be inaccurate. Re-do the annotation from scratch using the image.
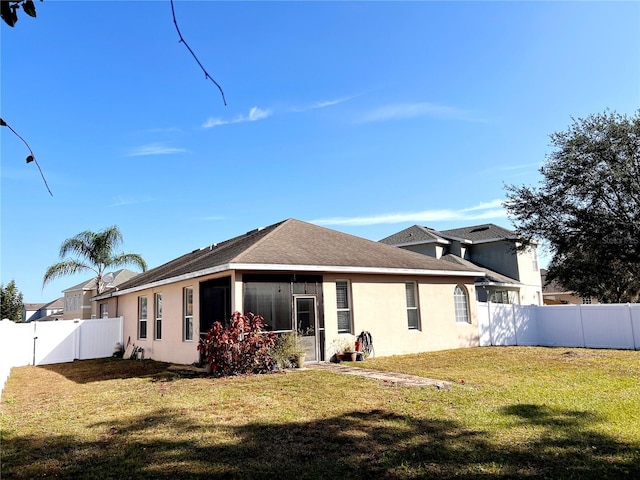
[505,110,640,303]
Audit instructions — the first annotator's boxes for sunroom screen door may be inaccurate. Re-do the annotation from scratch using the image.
[294,296,317,362]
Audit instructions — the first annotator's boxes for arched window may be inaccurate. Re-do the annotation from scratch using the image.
[454,285,470,324]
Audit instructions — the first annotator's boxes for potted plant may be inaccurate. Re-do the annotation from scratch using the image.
[331,336,357,362]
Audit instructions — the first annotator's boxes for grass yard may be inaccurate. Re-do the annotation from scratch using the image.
[1,347,639,479]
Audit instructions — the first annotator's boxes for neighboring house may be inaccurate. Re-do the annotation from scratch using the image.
[540,269,600,305]
[380,223,542,305]
[22,297,64,322]
[94,219,485,365]
[62,269,140,320]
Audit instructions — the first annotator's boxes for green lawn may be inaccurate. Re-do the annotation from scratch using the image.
[1,347,639,479]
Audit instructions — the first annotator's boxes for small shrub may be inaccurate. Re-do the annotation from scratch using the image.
[198,312,278,376]
[271,332,306,369]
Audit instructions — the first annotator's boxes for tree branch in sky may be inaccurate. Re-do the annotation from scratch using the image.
[1,118,53,196]
[1,0,40,27]
[170,0,227,106]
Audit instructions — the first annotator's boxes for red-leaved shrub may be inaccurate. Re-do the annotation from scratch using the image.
[197,312,277,376]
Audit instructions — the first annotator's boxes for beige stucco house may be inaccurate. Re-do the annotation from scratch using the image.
[94,219,485,365]
[62,269,140,320]
[540,269,600,305]
[380,223,543,305]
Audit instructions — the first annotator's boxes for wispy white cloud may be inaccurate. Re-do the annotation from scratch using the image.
[202,94,360,128]
[310,200,507,227]
[110,195,153,207]
[126,143,188,157]
[356,101,484,124]
[202,106,271,128]
[289,94,361,113]
[460,199,504,212]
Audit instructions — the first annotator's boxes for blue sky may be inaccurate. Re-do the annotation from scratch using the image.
[1,1,638,304]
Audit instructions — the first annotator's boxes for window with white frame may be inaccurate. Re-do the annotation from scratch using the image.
[490,290,509,304]
[155,293,163,340]
[454,285,471,324]
[138,296,148,339]
[184,287,194,341]
[65,293,81,312]
[405,282,420,330]
[336,280,352,334]
[100,303,108,318]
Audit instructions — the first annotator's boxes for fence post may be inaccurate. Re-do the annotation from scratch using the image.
[32,321,38,366]
[628,303,637,351]
[487,302,494,346]
[578,304,587,348]
[73,320,81,360]
[511,303,519,346]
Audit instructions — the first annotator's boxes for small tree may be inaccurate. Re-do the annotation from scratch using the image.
[1,280,24,322]
[198,312,278,377]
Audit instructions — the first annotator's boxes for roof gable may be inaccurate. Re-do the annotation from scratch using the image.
[62,268,141,293]
[379,225,448,246]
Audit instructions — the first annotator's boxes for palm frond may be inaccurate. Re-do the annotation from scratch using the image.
[42,261,95,289]
[109,253,148,272]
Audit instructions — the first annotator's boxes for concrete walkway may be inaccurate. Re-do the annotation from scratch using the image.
[306,362,452,389]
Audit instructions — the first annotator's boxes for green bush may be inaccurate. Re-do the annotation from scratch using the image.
[271,332,306,369]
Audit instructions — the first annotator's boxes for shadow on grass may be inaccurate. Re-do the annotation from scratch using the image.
[38,358,172,383]
[3,405,638,479]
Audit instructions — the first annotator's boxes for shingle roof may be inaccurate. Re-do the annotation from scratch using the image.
[24,297,64,310]
[113,222,285,291]
[439,224,517,243]
[62,269,140,292]
[24,303,46,310]
[380,223,518,246]
[441,254,520,285]
[45,297,65,309]
[111,219,483,294]
[379,225,448,246]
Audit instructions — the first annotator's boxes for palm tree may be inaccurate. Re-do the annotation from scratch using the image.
[43,226,147,294]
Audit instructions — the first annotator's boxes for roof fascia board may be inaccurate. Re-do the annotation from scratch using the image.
[230,263,483,278]
[437,234,528,245]
[436,233,472,244]
[389,239,450,248]
[468,236,520,244]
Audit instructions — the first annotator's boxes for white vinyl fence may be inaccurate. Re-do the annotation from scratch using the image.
[478,302,640,350]
[0,317,123,399]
